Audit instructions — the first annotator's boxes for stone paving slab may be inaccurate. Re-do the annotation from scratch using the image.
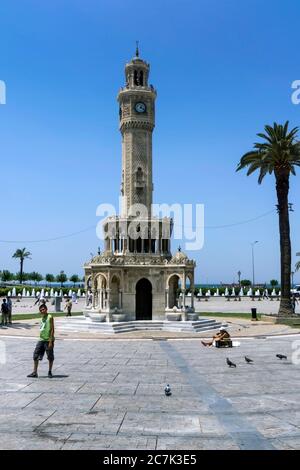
[37,410,126,435]
[77,382,138,395]
[156,436,239,450]
[26,393,102,411]
[0,408,55,432]
[0,431,68,450]
[0,335,299,449]
[271,436,300,450]
[92,396,211,413]
[61,433,157,450]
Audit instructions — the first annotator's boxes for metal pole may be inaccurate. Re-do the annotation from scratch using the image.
[252,245,255,287]
[251,241,258,287]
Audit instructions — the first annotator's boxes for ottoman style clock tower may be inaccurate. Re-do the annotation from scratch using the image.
[117,45,156,216]
[84,47,195,322]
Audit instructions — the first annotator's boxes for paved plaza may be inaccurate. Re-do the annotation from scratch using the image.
[0,334,300,449]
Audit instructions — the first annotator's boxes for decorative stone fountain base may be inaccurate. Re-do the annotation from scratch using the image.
[56,316,226,334]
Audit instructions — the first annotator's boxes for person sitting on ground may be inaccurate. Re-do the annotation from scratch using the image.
[201,327,230,347]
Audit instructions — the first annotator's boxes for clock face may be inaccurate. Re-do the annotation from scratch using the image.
[135,102,146,113]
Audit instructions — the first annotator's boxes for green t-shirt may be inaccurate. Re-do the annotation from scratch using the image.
[40,314,53,341]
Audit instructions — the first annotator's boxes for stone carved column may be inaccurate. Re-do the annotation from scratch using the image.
[97,289,101,309]
[181,289,186,309]
[191,286,195,310]
[165,289,169,309]
[92,289,96,309]
[99,288,102,310]
[107,289,111,311]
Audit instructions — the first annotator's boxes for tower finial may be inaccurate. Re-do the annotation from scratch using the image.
[135,40,139,57]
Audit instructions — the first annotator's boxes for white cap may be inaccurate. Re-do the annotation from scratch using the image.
[219,327,226,331]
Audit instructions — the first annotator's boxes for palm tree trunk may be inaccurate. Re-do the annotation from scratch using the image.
[276,172,293,316]
[20,258,23,285]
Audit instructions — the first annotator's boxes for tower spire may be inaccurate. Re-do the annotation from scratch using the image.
[135,40,139,57]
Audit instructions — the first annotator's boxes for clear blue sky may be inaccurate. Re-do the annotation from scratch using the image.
[0,0,300,284]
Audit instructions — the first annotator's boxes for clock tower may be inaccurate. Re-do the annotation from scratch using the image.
[84,48,195,323]
[117,46,156,217]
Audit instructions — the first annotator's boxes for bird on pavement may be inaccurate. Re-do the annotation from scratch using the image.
[245,356,254,363]
[276,354,287,360]
[226,358,237,368]
[165,384,172,396]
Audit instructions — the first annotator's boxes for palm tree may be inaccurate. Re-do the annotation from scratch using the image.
[237,122,300,316]
[12,248,32,285]
[296,252,300,272]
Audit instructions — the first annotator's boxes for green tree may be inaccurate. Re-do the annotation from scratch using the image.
[12,248,31,285]
[237,122,300,316]
[0,270,14,282]
[70,274,80,286]
[241,279,251,287]
[30,272,43,285]
[16,272,30,283]
[270,279,279,287]
[45,274,55,286]
[56,270,67,287]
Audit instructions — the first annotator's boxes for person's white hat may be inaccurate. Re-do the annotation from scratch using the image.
[219,327,226,331]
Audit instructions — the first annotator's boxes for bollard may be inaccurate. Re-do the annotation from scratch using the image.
[54,296,62,312]
[251,307,257,321]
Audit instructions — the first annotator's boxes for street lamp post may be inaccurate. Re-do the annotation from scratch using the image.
[237,270,241,287]
[251,241,259,287]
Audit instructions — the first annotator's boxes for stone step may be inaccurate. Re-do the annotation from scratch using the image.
[56,317,226,335]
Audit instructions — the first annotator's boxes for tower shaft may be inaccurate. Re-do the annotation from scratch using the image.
[117,54,156,217]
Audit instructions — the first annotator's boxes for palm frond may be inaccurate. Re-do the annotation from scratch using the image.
[237,122,300,182]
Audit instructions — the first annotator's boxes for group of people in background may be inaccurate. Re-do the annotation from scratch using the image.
[1,297,12,326]
[1,292,77,326]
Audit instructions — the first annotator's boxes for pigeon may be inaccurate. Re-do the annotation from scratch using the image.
[245,356,254,363]
[226,358,236,368]
[164,384,172,396]
[276,354,287,360]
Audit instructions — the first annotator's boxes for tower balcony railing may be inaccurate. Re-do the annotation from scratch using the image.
[118,84,156,93]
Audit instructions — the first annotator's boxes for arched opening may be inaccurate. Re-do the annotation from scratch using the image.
[136,278,152,320]
[134,70,139,86]
[186,273,194,310]
[111,275,120,309]
[139,70,144,86]
[168,274,182,309]
[96,274,107,310]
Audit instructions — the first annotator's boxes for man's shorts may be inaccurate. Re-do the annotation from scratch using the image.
[33,340,54,361]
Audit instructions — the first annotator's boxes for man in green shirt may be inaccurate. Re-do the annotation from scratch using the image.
[27,304,55,378]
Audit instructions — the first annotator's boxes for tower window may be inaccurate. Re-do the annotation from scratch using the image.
[136,167,143,183]
[134,70,144,86]
[139,71,144,86]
